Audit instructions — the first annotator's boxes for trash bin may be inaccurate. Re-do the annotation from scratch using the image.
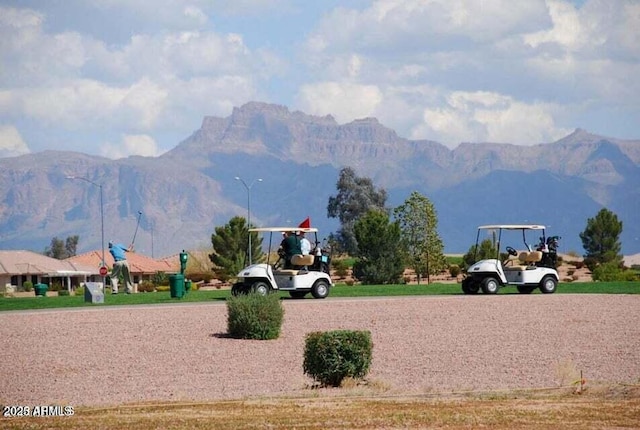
[185,280,192,293]
[34,283,48,297]
[169,274,185,298]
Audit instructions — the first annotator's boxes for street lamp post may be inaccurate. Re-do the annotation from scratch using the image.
[66,176,106,288]
[235,176,262,264]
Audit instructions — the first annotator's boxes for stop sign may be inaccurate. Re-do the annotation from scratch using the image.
[99,266,108,276]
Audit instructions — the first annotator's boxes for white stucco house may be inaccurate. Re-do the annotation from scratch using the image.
[0,250,98,293]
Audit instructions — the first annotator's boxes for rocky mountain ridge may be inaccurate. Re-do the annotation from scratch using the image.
[1,102,638,257]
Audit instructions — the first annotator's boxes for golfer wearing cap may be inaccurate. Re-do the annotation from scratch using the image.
[108,241,134,294]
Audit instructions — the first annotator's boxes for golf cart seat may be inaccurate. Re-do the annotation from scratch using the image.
[504,252,529,271]
[274,254,315,276]
[505,251,543,271]
[524,251,542,266]
[291,254,314,267]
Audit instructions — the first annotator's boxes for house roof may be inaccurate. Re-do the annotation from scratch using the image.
[66,250,176,274]
[0,250,97,276]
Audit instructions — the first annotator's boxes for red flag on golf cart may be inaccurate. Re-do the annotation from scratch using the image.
[298,217,311,229]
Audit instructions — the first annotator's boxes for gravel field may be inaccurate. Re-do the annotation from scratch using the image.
[1,294,639,407]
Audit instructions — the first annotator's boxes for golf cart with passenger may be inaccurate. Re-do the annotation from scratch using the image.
[231,227,333,299]
[462,224,560,295]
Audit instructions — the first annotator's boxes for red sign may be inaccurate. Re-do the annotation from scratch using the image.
[99,266,108,276]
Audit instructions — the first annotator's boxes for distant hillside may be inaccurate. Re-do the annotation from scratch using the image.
[1,102,638,256]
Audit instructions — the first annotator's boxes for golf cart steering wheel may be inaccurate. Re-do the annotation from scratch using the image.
[506,246,517,256]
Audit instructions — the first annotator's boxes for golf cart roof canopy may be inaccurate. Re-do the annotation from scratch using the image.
[477,224,546,230]
[249,227,318,233]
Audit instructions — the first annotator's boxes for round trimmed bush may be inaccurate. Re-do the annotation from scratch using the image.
[303,330,372,387]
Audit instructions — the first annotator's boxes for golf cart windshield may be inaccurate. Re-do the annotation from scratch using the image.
[475,224,547,261]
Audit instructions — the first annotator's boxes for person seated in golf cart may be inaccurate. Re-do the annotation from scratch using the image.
[279,231,302,269]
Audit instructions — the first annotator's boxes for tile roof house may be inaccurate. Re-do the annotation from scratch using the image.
[1,249,179,293]
[0,250,97,293]
[66,250,177,286]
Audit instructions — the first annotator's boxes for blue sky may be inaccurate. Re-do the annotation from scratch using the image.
[1,0,638,159]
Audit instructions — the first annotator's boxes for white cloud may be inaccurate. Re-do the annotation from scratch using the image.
[307,0,549,57]
[100,134,163,159]
[1,0,638,158]
[297,0,639,145]
[0,4,274,155]
[413,90,571,146]
[0,6,43,51]
[0,125,30,157]
[183,5,208,25]
[13,78,166,131]
[296,82,383,123]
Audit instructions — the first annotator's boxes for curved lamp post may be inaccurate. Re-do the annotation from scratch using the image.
[234,176,262,264]
[66,176,106,287]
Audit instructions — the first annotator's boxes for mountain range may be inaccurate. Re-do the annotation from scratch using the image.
[1,101,639,258]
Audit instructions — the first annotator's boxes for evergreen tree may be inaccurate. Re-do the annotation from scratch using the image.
[352,210,404,284]
[209,216,263,282]
[65,235,79,257]
[44,236,79,259]
[579,208,623,266]
[327,167,387,255]
[394,191,446,284]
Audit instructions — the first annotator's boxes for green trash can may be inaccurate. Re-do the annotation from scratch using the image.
[169,274,185,298]
[34,283,48,297]
[185,280,192,293]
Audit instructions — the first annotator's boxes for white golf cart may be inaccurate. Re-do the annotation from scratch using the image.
[462,224,560,295]
[231,227,333,299]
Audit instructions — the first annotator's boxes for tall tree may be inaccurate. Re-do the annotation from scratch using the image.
[44,237,66,259]
[394,191,446,284]
[327,167,387,255]
[44,236,79,259]
[579,208,623,266]
[352,209,404,285]
[209,216,263,282]
[65,235,79,257]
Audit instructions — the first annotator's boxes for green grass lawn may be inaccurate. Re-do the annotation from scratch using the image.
[1,281,638,312]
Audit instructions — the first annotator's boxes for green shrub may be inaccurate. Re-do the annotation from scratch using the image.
[185,272,214,283]
[303,330,373,387]
[446,255,464,266]
[353,258,404,285]
[584,257,598,273]
[449,264,461,278]
[152,271,168,287]
[592,262,637,282]
[58,289,70,296]
[23,281,33,292]
[226,292,284,340]
[333,259,349,279]
[138,280,155,292]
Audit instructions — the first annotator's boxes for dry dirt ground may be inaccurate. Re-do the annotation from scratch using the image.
[1,294,639,409]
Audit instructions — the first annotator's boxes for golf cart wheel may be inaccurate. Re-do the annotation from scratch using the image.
[461,278,479,294]
[251,281,270,296]
[481,277,500,294]
[289,291,307,299]
[517,285,535,294]
[539,276,557,294]
[311,280,330,299]
[231,283,244,296]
